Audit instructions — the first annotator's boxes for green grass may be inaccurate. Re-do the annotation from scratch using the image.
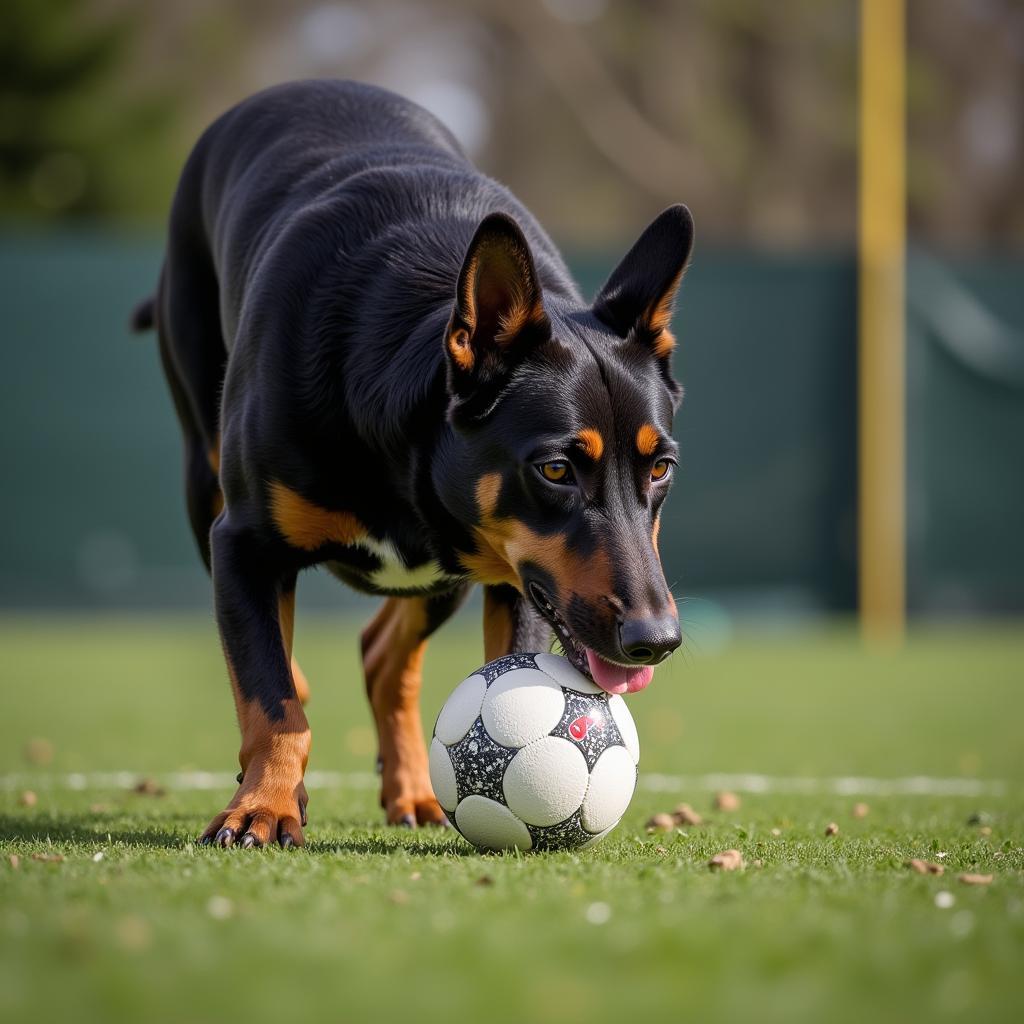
[1,612,1022,1024]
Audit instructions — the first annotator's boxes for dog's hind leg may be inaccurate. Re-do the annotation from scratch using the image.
[155,210,228,570]
[361,586,470,827]
[278,573,311,706]
[483,584,551,660]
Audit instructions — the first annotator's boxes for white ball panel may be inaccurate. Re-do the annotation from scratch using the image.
[580,823,618,849]
[580,745,636,832]
[503,736,589,827]
[428,737,458,812]
[455,795,533,851]
[534,653,603,694]
[434,673,486,744]
[480,668,565,747]
[608,694,640,764]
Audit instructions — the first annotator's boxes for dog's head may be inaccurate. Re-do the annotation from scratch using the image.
[440,206,692,693]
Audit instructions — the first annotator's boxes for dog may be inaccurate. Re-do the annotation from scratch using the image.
[133,80,691,848]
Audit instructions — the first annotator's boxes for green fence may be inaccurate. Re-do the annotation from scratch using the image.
[1,230,1021,613]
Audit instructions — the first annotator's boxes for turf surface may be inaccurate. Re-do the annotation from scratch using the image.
[1,613,1022,1023]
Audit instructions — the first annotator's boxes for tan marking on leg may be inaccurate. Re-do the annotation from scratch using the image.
[268,480,367,551]
[636,424,660,456]
[483,589,516,662]
[201,654,310,847]
[278,587,310,705]
[576,428,605,461]
[361,598,445,826]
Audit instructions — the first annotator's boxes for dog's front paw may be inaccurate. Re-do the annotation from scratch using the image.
[199,771,308,850]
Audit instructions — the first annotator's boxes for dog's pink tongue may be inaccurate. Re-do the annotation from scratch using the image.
[585,650,655,695]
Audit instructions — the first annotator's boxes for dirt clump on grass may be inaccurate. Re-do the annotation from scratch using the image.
[709,849,745,871]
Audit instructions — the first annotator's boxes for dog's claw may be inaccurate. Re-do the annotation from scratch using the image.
[236,771,244,784]
[215,827,236,848]
[299,802,308,827]
[438,815,451,829]
[280,832,295,849]
[397,813,416,829]
[198,834,212,846]
[240,833,258,849]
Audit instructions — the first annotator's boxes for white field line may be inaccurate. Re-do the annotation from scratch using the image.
[0,770,1008,798]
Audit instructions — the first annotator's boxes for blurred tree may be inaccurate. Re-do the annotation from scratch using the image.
[0,0,178,220]
[0,0,1019,247]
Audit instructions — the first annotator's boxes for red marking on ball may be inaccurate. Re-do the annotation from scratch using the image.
[569,714,599,741]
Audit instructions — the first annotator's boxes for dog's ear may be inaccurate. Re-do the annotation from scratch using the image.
[445,213,550,419]
[593,205,693,399]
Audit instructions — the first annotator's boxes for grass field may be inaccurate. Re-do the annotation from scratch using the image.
[1,612,1022,1023]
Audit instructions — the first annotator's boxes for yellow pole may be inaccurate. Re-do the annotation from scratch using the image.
[859,0,906,645]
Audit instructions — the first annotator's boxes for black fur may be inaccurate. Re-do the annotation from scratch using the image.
[143,79,691,784]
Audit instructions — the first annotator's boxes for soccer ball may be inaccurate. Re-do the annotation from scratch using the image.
[429,653,640,852]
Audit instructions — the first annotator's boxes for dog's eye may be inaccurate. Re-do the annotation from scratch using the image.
[539,461,573,484]
[651,459,671,482]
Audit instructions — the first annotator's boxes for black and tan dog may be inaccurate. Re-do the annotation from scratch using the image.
[133,80,691,848]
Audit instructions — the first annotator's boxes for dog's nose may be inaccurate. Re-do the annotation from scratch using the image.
[619,613,681,665]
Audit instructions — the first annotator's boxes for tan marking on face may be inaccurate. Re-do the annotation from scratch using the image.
[268,480,366,551]
[652,514,661,554]
[447,326,474,372]
[459,475,614,604]
[636,424,660,457]
[576,428,605,461]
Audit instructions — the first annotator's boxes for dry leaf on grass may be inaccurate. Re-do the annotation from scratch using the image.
[132,778,166,797]
[23,738,54,766]
[825,822,840,836]
[30,852,64,863]
[713,791,740,812]
[645,813,675,833]
[8,855,20,870]
[709,849,745,871]
[958,873,993,886]
[852,802,870,819]
[18,790,37,807]
[906,858,944,875]
[672,803,703,826]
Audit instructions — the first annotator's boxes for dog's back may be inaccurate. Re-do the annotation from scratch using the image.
[161,80,577,449]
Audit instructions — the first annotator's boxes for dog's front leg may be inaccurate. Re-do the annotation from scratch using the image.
[200,516,310,849]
